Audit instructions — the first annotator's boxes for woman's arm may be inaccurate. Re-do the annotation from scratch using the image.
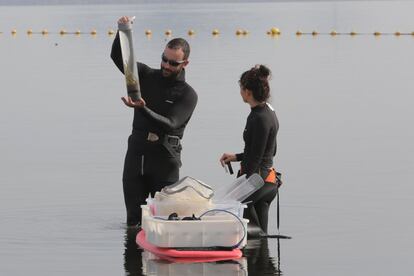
[242,118,269,177]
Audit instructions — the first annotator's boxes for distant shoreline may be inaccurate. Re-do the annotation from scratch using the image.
[0,0,398,6]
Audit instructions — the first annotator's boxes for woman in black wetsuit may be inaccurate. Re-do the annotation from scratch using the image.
[220,65,280,238]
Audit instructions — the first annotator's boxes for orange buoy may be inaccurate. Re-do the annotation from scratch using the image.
[270,27,280,35]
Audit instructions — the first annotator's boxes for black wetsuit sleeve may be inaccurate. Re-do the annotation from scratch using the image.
[243,118,269,177]
[140,90,198,132]
[236,153,244,161]
[110,32,124,73]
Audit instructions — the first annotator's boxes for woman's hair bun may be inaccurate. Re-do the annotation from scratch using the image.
[256,64,271,80]
[239,64,272,102]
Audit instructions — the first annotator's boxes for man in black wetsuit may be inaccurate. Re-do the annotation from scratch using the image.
[111,16,198,226]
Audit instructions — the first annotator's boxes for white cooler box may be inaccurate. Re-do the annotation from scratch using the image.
[141,205,248,248]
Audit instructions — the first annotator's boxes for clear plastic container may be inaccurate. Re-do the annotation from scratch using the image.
[147,176,214,217]
[210,201,247,218]
[214,173,264,202]
[161,176,214,200]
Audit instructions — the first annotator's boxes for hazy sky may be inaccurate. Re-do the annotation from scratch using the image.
[0,0,386,6]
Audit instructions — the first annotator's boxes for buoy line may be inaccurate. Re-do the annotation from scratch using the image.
[3,28,414,37]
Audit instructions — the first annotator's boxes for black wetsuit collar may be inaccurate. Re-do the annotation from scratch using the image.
[251,102,267,111]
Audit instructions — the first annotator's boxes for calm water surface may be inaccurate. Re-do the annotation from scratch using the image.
[1,1,414,275]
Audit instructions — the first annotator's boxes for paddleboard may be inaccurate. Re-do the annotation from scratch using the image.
[136,230,243,259]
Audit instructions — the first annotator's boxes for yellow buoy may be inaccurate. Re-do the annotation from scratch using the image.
[411,31,414,36]
[27,29,33,35]
[75,30,81,35]
[41,29,48,35]
[296,30,303,36]
[60,29,67,35]
[330,30,338,36]
[242,30,249,35]
[212,29,220,35]
[236,29,243,36]
[350,31,357,36]
[145,29,152,36]
[394,31,401,36]
[165,29,172,36]
[187,29,195,36]
[312,31,318,36]
[374,31,381,36]
[270,27,280,35]
[90,29,97,35]
[108,29,115,35]
[11,29,17,35]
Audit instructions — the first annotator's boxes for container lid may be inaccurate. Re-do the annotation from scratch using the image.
[161,176,214,200]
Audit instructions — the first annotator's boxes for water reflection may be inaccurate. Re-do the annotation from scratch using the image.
[123,227,282,276]
[124,227,143,276]
[142,252,247,276]
[242,238,282,276]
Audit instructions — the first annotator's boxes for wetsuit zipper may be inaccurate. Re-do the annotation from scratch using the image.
[141,155,144,175]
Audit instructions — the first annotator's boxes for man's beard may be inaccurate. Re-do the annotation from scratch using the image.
[161,66,181,80]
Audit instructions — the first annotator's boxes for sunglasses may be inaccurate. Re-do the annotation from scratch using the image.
[161,54,186,67]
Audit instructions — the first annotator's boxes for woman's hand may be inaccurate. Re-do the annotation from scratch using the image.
[220,153,237,167]
[121,96,146,108]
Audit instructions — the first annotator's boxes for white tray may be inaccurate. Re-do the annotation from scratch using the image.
[141,205,248,248]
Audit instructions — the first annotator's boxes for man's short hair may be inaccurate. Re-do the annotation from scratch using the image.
[167,38,190,60]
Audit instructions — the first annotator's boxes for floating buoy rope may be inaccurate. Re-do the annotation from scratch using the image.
[2,28,413,37]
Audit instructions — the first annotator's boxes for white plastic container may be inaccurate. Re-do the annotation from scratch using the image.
[141,206,248,248]
[210,201,247,218]
[151,199,214,217]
